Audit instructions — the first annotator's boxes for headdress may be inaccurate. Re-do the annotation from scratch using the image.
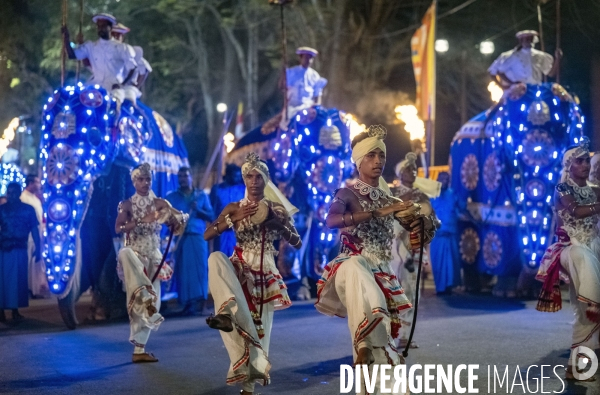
[561,137,590,182]
[131,162,153,181]
[241,153,298,218]
[351,125,390,194]
[92,13,117,25]
[515,30,539,44]
[395,152,418,177]
[394,153,441,198]
[112,23,130,34]
[296,47,318,57]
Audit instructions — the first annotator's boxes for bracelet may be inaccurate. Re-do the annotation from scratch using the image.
[566,201,578,213]
[225,214,234,229]
[342,213,348,227]
[213,222,222,235]
[350,212,354,226]
[290,235,301,247]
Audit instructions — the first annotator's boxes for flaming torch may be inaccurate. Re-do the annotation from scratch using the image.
[395,105,428,175]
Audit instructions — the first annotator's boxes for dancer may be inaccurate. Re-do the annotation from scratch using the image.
[204,153,301,394]
[115,163,187,362]
[536,139,600,381]
[391,153,440,348]
[315,126,436,394]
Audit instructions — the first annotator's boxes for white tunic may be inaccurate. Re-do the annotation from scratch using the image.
[286,65,327,107]
[74,39,137,91]
[488,47,553,85]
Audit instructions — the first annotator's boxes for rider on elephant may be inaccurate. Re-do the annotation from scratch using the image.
[276,46,328,131]
[488,30,562,88]
[62,13,137,107]
[111,22,153,103]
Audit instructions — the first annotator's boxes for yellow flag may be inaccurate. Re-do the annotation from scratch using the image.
[411,1,436,121]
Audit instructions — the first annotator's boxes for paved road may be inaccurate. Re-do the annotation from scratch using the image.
[0,288,598,395]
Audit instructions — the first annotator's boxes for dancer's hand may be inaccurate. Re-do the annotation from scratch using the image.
[230,202,258,222]
[263,214,285,231]
[373,200,414,218]
[409,215,431,233]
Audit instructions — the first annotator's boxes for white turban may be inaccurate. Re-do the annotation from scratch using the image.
[241,153,298,218]
[561,137,590,182]
[351,125,391,195]
[395,153,441,198]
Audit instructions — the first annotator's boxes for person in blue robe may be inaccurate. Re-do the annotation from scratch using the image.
[0,183,40,321]
[209,164,245,257]
[430,172,461,294]
[166,167,213,315]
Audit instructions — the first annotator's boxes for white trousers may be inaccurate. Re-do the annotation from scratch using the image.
[560,241,600,363]
[333,256,407,395]
[209,252,273,392]
[118,247,163,349]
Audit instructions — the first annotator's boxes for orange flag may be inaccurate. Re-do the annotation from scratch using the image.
[411,1,437,121]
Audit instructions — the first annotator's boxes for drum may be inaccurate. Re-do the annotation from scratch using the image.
[250,201,269,225]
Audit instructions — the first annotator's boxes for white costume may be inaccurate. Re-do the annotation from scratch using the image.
[20,189,47,297]
[390,153,440,345]
[316,126,427,395]
[208,153,298,392]
[117,166,186,351]
[74,38,137,100]
[121,45,152,102]
[286,65,327,109]
[537,142,600,368]
[279,63,328,130]
[488,47,553,85]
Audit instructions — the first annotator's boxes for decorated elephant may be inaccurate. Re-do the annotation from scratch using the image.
[450,83,584,296]
[227,106,353,295]
[39,83,188,328]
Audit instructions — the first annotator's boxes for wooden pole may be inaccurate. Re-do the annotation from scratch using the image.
[76,0,84,82]
[537,3,545,52]
[280,4,288,121]
[61,0,68,87]
[537,3,547,83]
[199,111,235,190]
[556,0,561,84]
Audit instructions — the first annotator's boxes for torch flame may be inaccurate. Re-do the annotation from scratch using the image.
[343,113,366,142]
[394,105,425,141]
[488,81,503,103]
[0,117,19,160]
[223,132,235,153]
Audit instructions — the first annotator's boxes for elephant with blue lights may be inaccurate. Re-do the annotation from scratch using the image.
[228,106,353,295]
[40,83,188,328]
[450,83,584,296]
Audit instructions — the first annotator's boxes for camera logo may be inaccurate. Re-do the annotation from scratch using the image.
[571,346,598,381]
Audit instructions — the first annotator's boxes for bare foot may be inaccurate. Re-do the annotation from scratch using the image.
[355,347,375,366]
[206,314,233,332]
